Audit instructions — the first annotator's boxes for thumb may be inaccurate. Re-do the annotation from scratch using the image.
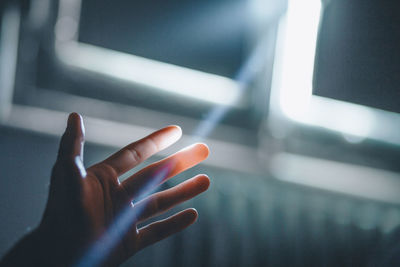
[57,112,85,161]
[46,113,86,214]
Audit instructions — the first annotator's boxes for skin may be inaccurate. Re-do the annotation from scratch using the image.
[0,113,210,266]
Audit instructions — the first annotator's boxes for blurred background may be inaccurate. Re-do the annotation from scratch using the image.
[1,0,400,266]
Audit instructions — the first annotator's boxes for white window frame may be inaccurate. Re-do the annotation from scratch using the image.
[269,0,400,145]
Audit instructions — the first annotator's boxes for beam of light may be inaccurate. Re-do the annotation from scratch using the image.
[75,35,269,267]
[75,163,173,267]
[192,37,270,139]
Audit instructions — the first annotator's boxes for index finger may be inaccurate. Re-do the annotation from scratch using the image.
[96,125,182,177]
[121,143,209,199]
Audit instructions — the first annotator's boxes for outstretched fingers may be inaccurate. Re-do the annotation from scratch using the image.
[95,125,182,177]
[136,208,198,251]
[133,174,210,223]
[121,143,209,199]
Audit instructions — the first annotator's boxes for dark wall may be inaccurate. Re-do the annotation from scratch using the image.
[314,0,400,113]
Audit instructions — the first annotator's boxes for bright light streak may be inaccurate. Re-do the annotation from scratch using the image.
[192,106,228,140]
[75,164,172,267]
[192,37,270,139]
[75,32,269,267]
[56,42,242,107]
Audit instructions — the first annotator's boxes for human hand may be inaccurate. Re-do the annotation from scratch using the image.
[1,113,210,267]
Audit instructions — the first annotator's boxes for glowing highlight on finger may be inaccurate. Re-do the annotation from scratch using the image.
[74,156,87,178]
[157,125,182,151]
[121,143,209,198]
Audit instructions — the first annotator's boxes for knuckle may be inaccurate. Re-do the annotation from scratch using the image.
[92,162,118,180]
[146,137,159,152]
[128,147,142,164]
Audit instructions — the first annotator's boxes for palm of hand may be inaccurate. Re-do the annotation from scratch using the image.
[39,113,209,266]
